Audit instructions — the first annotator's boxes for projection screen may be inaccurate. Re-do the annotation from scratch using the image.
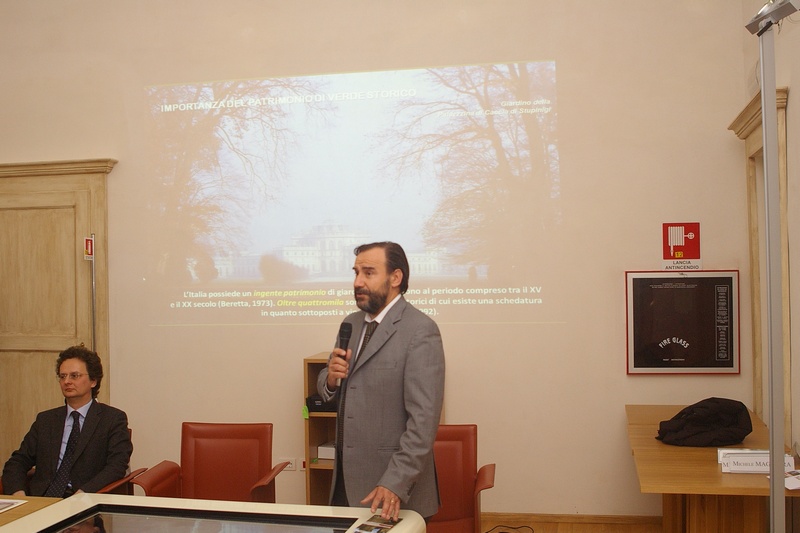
[140,60,559,327]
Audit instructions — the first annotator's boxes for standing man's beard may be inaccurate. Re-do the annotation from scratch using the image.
[355,279,390,315]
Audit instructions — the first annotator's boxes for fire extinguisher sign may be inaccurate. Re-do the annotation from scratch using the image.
[84,237,94,261]
[662,222,701,270]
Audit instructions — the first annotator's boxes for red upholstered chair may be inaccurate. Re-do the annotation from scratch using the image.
[96,428,146,495]
[97,467,147,495]
[428,424,496,533]
[132,422,289,503]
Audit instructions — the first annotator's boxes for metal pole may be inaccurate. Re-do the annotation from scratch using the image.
[757,21,785,533]
[90,232,97,351]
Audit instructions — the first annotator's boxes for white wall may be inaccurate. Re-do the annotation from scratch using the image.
[0,0,773,517]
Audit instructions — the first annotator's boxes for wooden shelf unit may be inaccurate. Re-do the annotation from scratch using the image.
[304,353,337,505]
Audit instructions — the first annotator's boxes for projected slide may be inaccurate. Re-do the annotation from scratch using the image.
[142,60,559,325]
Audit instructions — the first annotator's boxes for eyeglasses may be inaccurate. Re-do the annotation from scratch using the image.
[56,372,87,381]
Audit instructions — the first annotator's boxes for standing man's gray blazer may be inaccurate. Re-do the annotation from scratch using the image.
[318,296,445,518]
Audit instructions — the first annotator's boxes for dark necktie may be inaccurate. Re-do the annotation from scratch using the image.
[352,321,378,366]
[45,411,81,497]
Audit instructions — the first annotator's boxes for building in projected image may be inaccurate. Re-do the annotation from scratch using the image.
[281,223,367,278]
[207,223,463,283]
[279,223,457,280]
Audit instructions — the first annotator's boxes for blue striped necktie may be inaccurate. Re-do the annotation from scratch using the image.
[45,411,81,497]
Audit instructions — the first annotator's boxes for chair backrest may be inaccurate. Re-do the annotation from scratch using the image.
[430,424,479,532]
[180,422,275,502]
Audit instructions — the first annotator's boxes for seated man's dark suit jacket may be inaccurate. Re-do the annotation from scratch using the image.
[2,400,132,496]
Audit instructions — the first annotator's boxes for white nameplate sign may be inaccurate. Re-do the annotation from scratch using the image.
[718,448,795,473]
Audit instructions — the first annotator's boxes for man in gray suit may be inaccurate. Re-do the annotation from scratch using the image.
[318,242,445,522]
[2,345,132,497]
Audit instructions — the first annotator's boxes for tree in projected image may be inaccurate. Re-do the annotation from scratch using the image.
[379,62,558,283]
[144,78,333,284]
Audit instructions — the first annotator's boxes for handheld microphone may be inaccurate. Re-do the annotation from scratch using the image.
[335,322,352,387]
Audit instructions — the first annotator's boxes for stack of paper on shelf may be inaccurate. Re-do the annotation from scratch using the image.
[316,441,336,460]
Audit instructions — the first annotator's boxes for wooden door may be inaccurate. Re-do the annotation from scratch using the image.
[728,89,790,444]
[0,159,114,463]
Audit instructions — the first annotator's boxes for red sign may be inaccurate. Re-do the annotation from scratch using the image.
[84,237,94,258]
[662,223,700,260]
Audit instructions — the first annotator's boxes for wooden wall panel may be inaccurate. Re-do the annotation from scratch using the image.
[0,352,64,462]
[0,160,113,467]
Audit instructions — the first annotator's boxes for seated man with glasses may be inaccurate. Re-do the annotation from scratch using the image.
[2,345,133,497]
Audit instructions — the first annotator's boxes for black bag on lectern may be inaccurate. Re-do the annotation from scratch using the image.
[656,397,752,447]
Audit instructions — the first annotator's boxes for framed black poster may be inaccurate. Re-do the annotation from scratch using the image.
[626,270,739,374]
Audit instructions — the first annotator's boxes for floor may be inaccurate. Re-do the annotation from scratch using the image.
[482,515,662,533]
